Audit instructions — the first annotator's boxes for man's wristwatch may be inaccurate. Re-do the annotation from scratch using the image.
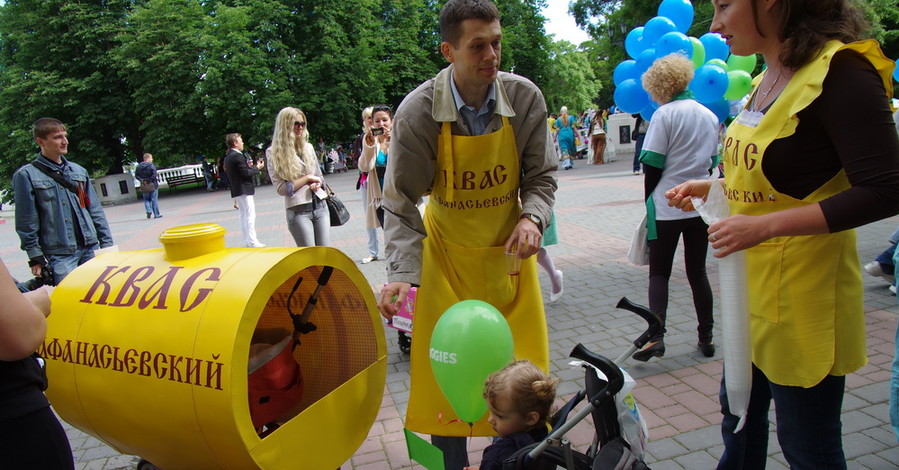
[521,213,543,233]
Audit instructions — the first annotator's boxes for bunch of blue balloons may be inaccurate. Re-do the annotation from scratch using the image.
[612,0,758,123]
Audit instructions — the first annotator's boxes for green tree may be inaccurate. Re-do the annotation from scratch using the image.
[543,40,602,113]
[114,0,212,166]
[0,0,139,191]
[495,0,553,88]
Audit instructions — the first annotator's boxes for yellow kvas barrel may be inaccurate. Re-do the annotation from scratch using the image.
[39,223,387,469]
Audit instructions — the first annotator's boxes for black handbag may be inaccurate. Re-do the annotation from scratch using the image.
[325,184,350,226]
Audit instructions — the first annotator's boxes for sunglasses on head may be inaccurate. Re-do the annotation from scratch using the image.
[294,121,306,127]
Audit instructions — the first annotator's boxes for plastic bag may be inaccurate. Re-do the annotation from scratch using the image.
[692,180,751,433]
[574,361,649,459]
[627,214,649,266]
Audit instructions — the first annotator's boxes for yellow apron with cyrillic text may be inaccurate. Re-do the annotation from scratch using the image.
[723,40,893,387]
[405,117,549,436]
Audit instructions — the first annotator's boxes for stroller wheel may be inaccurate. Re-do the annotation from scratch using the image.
[137,459,163,470]
[398,331,412,353]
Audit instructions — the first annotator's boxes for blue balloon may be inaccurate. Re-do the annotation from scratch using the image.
[658,0,694,34]
[613,60,640,85]
[614,79,650,114]
[643,16,678,47]
[699,33,730,62]
[635,48,657,76]
[655,32,693,60]
[625,27,648,59]
[702,98,731,124]
[640,102,658,122]
[893,59,899,82]
[690,64,730,104]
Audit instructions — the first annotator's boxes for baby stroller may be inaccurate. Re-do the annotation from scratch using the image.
[503,297,662,470]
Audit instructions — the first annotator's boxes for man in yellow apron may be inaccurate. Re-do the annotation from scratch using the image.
[377,1,556,468]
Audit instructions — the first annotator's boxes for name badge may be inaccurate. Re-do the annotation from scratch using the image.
[735,109,764,128]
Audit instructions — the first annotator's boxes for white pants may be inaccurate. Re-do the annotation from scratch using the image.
[235,194,262,247]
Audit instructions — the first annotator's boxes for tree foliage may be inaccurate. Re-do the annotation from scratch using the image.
[0,0,604,203]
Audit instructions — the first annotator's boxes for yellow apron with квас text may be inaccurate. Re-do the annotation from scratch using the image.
[404,117,550,437]
[724,40,893,387]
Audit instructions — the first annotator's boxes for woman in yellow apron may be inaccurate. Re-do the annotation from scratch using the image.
[667,1,899,468]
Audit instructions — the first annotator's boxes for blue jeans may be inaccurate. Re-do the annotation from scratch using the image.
[718,364,847,470]
[286,201,330,247]
[142,189,161,217]
[360,182,379,257]
[46,245,97,284]
[633,133,646,172]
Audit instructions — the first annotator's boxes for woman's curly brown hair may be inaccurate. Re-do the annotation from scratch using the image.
[484,360,559,428]
[641,54,695,105]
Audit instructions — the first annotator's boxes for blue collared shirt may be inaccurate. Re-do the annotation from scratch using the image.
[449,71,496,136]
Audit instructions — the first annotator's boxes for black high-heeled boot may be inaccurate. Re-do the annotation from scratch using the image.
[697,341,715,357]
[632,340,665,362]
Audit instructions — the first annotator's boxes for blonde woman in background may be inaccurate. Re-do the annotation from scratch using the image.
[266,107,330,247]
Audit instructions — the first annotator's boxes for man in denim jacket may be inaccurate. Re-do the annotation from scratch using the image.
[12,118,114,284]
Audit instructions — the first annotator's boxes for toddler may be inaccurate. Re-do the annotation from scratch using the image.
[475,360,559,470]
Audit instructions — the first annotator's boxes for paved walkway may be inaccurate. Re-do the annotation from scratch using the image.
[1,156,896,469]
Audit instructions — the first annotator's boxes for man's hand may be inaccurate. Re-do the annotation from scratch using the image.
[505,217,542,258]
[256,160,265,170]
[378,282,412,320]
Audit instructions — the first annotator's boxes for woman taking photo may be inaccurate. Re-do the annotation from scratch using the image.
[633,54,719,363]
[358,104,393,229]
[266,107,329,247]
[667,1,899,468]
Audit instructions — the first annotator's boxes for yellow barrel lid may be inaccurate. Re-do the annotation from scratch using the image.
[158,223,227,261]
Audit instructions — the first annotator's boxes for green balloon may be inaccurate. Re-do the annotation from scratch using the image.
[706,58,729,71]
[724,70,753,100]
[726,53,758,74]
[690,37,705,69]
[429,300,514,423]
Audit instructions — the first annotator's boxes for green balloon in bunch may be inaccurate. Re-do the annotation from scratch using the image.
[724,70,754,100]
[429,300,514,423]
[726,54,758,74]
[706,58,729,71]
[690,37,705,69]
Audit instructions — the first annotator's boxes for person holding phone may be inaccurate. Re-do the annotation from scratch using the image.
[358,104,394,229]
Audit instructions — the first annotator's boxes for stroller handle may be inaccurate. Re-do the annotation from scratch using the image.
[616,297,663,350]
[569,343,624,407]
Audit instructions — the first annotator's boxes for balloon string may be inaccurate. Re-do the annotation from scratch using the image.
[437,410,466,426]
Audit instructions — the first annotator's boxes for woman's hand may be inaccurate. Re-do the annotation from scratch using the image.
[665,179,714,212]
[707,214,772,258]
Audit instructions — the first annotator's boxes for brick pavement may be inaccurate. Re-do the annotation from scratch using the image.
[1,156,896,469]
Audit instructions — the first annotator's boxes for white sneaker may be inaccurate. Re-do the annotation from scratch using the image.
[361,255,378,264]
[247,242,266,248]
[864,261,895,284]
[890,285,896,295]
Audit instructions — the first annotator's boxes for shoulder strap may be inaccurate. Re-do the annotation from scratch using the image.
[31,160,77,193]
[30,160,89,208]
